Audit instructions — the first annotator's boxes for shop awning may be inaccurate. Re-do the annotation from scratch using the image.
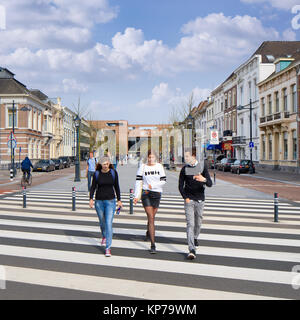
[207,143,222,150]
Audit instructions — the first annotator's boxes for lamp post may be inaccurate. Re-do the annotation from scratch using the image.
[11,100,16,177]
[74,115,81,182]
[187,113,194,149]
[237,98,254,174]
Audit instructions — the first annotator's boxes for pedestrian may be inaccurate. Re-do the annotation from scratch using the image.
[179,148,212,260]
[133,150,167,254]
[86,152,97,193]
[89,156,122,257]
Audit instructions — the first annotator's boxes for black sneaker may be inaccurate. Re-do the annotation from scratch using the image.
[194,239,199,247]
[150,244,157,254]
[187,250,196,260]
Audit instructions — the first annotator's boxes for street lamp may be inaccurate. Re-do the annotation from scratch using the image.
[10,101,16,177]
[74,115,81,182]
[186,113,194,149]
[237,98,254,174]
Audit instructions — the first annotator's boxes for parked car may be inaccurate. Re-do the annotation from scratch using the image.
[217,158,236,172]
[209,154,226,169]
[33,160,56,172]
[51,158,64,170]
[69,156,76,165]
[59,156,71,168]
[231,159,255,174]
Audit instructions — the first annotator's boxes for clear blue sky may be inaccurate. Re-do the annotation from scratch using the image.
[0,0,299,123]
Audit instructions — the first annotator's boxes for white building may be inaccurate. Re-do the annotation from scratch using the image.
[62,106,76,157]
[234,41,300,163]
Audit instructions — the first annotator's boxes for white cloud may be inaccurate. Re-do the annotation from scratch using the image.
[62,79,88,93]
[95,13,279,75]
[0,0,118,54]
[282,28,297,40]
[2,0,118,29]
[241,0,300,10]
[137,83,211,110]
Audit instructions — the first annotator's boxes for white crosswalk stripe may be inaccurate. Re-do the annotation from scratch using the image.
[0,190,300,300]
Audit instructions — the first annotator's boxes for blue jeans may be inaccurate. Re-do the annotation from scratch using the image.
[87,171,95,192]
[95,199,116,249]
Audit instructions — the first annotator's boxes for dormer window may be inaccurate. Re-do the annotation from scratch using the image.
[275,58,294,73]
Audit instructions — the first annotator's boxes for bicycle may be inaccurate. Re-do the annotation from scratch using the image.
[21,171,32,187]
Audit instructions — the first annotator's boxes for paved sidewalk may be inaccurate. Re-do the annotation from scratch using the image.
[243,170,300,186]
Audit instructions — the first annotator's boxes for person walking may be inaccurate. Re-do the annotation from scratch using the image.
[133,150,166,254]
[179,148,212,260]
[89,156,122,257]
[86,152,97,192]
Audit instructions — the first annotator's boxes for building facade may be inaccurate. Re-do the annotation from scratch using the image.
[258,57,299,173]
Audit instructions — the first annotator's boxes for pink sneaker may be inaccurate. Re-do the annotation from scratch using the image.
[105,249,111,257]
[101,238,106,246]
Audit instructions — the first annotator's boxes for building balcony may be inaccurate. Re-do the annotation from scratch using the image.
[259,111,293,127]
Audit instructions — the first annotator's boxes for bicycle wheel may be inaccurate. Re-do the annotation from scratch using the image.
[21,175,26,187]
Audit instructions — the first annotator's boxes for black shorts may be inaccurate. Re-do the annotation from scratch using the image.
[141,190,161,209]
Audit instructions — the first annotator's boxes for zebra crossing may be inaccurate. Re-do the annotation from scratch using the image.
[0,190,300,299]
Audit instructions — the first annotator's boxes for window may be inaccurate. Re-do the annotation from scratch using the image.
[283,88,288,111]
[240,118,244,136]
[293,131,297,160]
[225,93,228,108]
[268,134,272,160]
[7,107,18,128]
[292,84,297,113]
[33,111,37,130]
[284,132,288,160]
[261,97,265,116]
[268,95,272,115]
[253,78,257,101]
[262,135,266,160]
[275,92,279,113]
[44,116,47,132]
[248,81,252,101]
[229,91,232,107]
[232,88,236,106]
[38,113,41,131]
[28,139,32,158]
[254,114,257,137]
[28,109,32,129]
[240,86,244,105]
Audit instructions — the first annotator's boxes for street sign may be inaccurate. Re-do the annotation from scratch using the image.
[7,139,17,149]
[7,131,16,141]
[249,142,254,148]
[210,130,219,145]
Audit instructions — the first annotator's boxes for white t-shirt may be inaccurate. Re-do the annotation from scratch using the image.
[134,163,166,198]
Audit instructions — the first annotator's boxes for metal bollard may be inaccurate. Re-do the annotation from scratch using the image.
[274,193,279,222]
[23,187,26,208]
[129,188,134,215]
[10,169,13,181]
[72,187,76,211]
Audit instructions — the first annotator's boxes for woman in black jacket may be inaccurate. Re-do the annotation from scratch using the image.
[89,156,122,257]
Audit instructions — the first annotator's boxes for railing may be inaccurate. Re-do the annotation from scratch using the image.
[274,112,281,120]
[260,116,266,124]
[284,111,290,118]
[267,115,273,122]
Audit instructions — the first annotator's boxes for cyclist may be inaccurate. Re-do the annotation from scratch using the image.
[21,156,33,182]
